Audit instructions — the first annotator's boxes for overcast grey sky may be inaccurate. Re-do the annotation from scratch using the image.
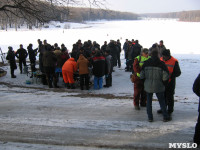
[106,0,200,13]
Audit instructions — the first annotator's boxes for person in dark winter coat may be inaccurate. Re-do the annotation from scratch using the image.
[158,40,166,58]
[101,41,108,53]
[193,74,200,147]
[159,49,181,115]
[149,43,159,56]
[6,46,17,78]
[16,44,28,74]
[108,41,117,67]
[83,42,92,58]
[27,44,38,77]
[92,41,100,51]
[123,39,129,59]
[125,41,133,72]
[116,40,121,68]
[60,44,70,67]
[42,46,58,88]
[38,39,45,73]
[132,40,142,59]
[104,50,113,88]
[140,50,171,122]
[92,50,105,89]
[71,44,79,61]
[54,47,62,81]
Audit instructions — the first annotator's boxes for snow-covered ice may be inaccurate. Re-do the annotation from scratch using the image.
[0,19,200,54]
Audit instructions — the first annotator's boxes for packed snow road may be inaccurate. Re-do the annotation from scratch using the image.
[0,82,197,149]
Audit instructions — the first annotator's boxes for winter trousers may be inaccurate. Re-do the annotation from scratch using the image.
[94,76,103,90]
[133,79,146,107]
[30,60,36,74]
[105,74,112,87]
[147,92,169,120]
[117,52,121,67]
[39,54,44,73]
[10,64,17,77]
[194,112,200,146]
[44,66,57,88]
[19,59,27,73]
[80,74,89,89]
[165,80,176,113]
[112,54,117,67]
[62,70,74,84]
[10,67,15,77]
[126,59,133,71]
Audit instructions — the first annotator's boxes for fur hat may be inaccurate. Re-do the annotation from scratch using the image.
[162,49,171,57]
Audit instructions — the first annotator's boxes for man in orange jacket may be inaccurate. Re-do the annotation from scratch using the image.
[158,49,181,115]
[62,56,77,89]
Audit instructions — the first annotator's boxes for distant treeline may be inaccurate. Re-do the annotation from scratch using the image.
[141,10,200,22]
[68,7,138,22]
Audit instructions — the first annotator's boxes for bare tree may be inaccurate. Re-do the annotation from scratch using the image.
[0,0,107,23]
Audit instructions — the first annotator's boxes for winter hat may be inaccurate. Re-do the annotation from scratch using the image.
[152,43,157,48]
[8,46,13,51]
[142,48,149,54]
[162,49,171,57]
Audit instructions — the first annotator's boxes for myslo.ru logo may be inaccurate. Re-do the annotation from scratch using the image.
[169,143,198,149]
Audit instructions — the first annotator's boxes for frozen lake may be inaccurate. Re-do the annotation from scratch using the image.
[0,19,200,54]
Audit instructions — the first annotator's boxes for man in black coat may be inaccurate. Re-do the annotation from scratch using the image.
[101,41,108,53]
[27,44,38,77]
[108,41,117,67]
[42,46,58,88]
[193,74,200,147]
[92,50,105,89]
[16,44,28,74]
[123,39,129,59]
[116,40,121,68]
[132,40,142,59]
[6,47,17,78]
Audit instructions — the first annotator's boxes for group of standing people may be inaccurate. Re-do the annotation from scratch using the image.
[6,39,120,90]
[126,39,181,122]
[62,39,117,90]
[5,38,200,146]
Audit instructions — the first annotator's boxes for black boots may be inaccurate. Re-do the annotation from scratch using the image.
[11,69,16,78]
[11,75,16,78]
[70,83,75,89]
[65,83,75,89]
[65,83,70,89]
[53,78,59,88]
[104,74,112,88]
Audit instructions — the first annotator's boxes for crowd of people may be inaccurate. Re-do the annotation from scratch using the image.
[6,39,122,90]
[5,38,200,146]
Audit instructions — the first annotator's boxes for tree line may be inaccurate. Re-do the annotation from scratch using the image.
[141,10,200,22]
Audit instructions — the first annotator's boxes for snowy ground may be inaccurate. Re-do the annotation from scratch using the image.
[0,54,200,149]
